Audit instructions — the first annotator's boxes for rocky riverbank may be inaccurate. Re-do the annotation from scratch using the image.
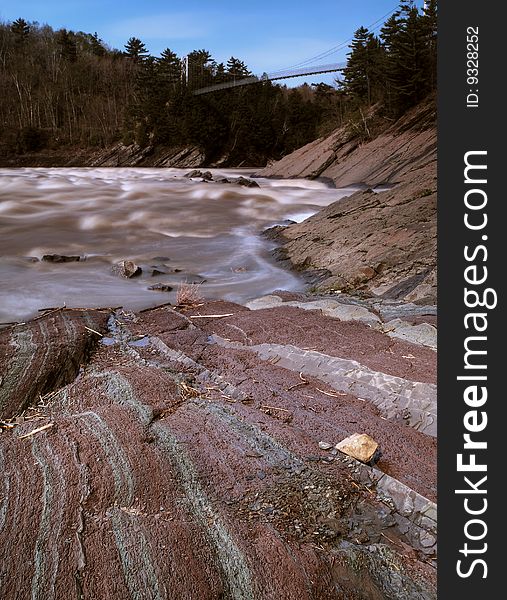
[0,142,207,169]
[257,97,437,304]
[0,294,436,599]
[0,95,438,598]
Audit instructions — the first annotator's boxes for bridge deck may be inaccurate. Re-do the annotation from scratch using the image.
[192,62,345,95]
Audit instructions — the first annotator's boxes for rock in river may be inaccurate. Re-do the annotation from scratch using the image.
[42,254,81,263]
[234,176,259,188]
[112,260,142,278]
[148,283,174,292]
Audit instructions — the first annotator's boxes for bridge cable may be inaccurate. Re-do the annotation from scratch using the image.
[267,5,399,75]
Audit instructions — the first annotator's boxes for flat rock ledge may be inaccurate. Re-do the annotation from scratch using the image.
[245,294,437,352]
[0,301,436,599]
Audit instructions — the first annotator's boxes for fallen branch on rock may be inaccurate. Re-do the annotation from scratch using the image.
[84,326,103,336]
[189,313,234,319]
[287,372,309,391]
[18,422,54,439]
[316,388,347,397]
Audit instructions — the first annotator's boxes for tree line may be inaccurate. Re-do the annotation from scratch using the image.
[0,1,436,164]
[340,0,437,113]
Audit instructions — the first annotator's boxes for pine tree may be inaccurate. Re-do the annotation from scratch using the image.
[420,0,437,91]
[379,1,433,113]
[11,18,30,45]
[380,13,402,112]
[214,63,227,83]
[284,88,318,151]
[187,49,214,88]
[56,29,77,62]
[391,2,427,109]
[124,37,149,62]
[90,32,106,57]
[226,57,251,80]
[157,48,181,86]
[341,27,383,105]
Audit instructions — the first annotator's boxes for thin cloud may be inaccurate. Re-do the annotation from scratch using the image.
[241,37,346,74]
[104,12,215,40]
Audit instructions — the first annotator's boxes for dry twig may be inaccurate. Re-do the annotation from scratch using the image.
[190,314,234,319]
[84,326,103,336]
[260,405,289,412]
[316,388,347,398]
[18,423,54,439]
[287,372,309,391]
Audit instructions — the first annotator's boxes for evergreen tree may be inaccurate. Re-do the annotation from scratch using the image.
[186,49,215,88]
[341,27,383,104]
[90,32,106,57]
[380,13,401,53]
[157,48,181,87]
[124,37,149,62]
[214,63,227,83]
[10,18,30,45]
[226,57,251,80]
[56,29,77,62]
[379,1,435,113]
[380,13,402,112]
[138,58,159,143]
[283,88,318,151]
[420,0,437,91]
[390,1,427,109]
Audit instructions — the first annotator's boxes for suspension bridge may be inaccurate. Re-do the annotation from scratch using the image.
[190,61,346,96]
[183,5,401,95]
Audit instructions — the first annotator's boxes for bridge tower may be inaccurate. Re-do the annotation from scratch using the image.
[181,55,189,85]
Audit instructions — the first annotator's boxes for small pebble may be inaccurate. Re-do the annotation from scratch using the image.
[318,441,333,450]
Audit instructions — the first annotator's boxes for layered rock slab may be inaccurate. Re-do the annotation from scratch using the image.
[0,302,437,599]
[0,309,108,419]
[257,98,437,304]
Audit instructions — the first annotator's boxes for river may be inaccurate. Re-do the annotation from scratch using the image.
[0,167,356,324]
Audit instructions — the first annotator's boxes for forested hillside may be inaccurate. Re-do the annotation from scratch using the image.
[0,0,436,165]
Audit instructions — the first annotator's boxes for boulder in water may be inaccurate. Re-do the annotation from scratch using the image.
[148,283,173,292]
[234,176,259,188]
[42,254,81,263]
[112,260,142,278]
[184,169,202,179]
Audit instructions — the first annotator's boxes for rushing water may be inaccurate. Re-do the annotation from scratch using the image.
[0,167,356,324]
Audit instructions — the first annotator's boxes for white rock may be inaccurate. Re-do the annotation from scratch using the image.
[318,441,333,450]
[384,319,437,351]
[245,295,283,310]
[335,433,379,464]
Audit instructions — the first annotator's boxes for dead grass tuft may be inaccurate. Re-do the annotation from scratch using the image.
[176,282,203,306]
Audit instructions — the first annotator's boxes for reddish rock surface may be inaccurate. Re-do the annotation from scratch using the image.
[0,302,437,599]
[0,308,109,419]
[256,98,437,304]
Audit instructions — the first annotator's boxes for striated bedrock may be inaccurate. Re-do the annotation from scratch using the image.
[0,143,207,169]
[0,309,109,419]
[0,302,436,599]
[277,175,436,304]
[86,143,206,168]
[257,99,437,304]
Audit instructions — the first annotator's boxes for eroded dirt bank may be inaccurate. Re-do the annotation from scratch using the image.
[0,299,436,599]
[256,98,436,304]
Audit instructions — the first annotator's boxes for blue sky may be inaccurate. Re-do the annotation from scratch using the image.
[0,1,423,86]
